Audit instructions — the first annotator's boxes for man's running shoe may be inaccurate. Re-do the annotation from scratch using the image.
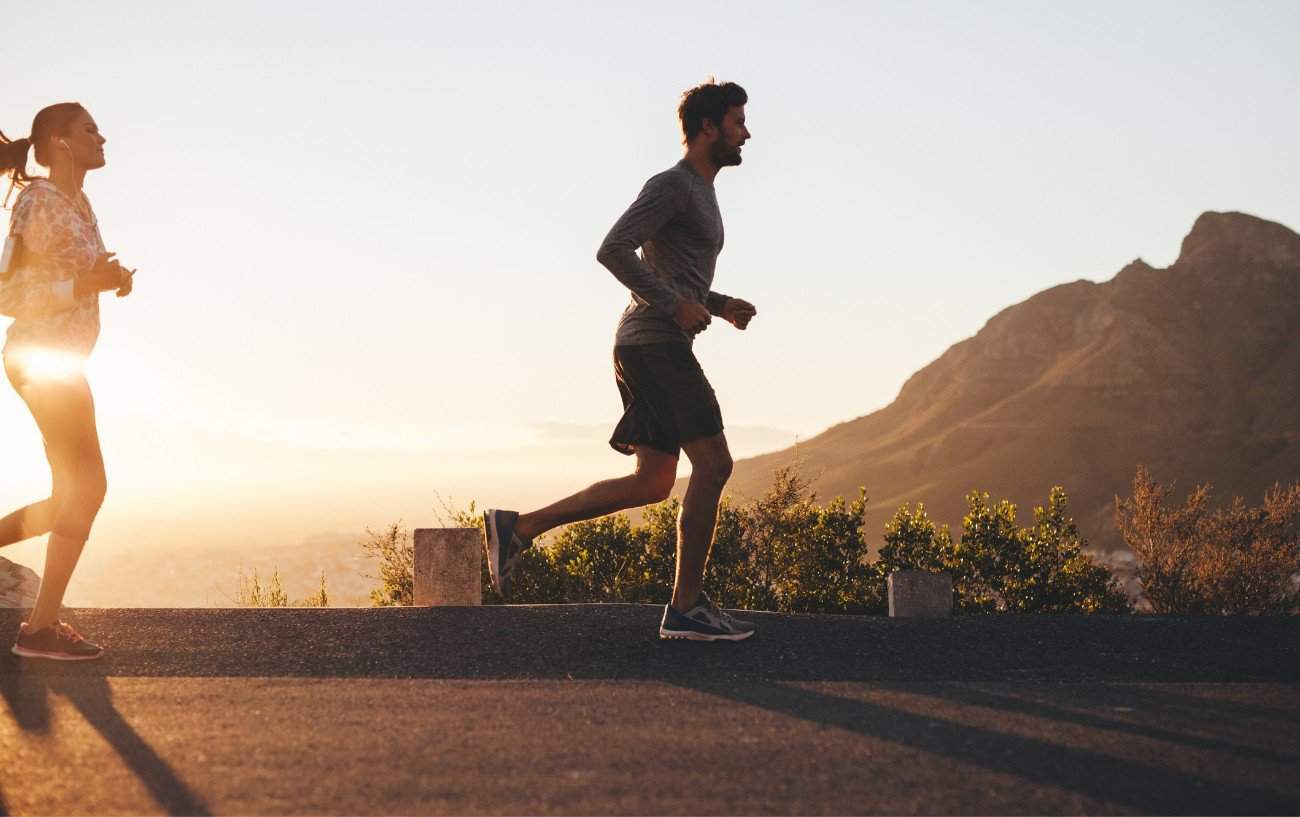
[12,621,104,661]
[483,509,532,597]
[660,593,757,641]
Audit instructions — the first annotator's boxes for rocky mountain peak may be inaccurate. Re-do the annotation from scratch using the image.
[1176,211,1300,267]
[723,211,1300,557]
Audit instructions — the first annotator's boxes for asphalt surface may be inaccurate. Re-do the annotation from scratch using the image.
[1,606,1298,815]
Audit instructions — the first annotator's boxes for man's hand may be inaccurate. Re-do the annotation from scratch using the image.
[722,298,757,330]
[673,300,712,334]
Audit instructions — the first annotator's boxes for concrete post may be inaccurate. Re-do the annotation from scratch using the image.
[888,570,953,617]
[413,528,482,606]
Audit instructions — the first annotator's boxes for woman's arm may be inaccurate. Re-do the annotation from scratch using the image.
[0,188,117,318]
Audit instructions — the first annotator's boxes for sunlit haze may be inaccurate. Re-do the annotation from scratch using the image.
[2,1,1297,604]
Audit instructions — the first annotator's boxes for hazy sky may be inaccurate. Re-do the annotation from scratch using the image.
[2,1,1298,587]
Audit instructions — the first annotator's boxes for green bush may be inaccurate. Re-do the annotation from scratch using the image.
[877,488,1128,614]
[880,501,954,575]
[752,471,883,615]
[367,469,1128,615]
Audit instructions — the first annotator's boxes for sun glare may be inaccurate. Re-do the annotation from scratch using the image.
[7,347,89,382]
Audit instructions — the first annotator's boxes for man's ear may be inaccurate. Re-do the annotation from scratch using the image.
[700,117,719,139]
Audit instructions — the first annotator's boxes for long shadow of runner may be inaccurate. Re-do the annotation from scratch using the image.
[48,671,213,816]
[883,681,1300,767]
[0,664,52,816]
[0,662,52,730]
[1091,683,1300,727]
[0,659,211,817]
[677,678,1300,814]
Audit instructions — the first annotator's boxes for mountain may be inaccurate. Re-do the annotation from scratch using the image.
[720,212,1300,553]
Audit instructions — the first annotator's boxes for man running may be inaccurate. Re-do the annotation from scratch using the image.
[485,79,758,641]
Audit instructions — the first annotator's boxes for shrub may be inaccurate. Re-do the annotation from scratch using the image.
[878,488,1129,614]
[362,523,414,607]
[235,566,299,607]
[1006,487,1131,613]
[880,502,953,574]
[367,470,1126,616]
[477,467,883,613]
[531,512,652,603]
[1116,466,1300,614]
[298,571,330,607]
[953,488,1130,613]
[753,470,883,615]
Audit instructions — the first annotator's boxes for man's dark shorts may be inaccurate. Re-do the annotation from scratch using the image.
[610,343,724,457]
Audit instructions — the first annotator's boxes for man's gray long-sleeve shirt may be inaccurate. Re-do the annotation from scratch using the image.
[597,159,731,346]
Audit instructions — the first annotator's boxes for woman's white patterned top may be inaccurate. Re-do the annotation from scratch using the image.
[1,179,105,356]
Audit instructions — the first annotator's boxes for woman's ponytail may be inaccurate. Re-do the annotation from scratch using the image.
[1,131,34,208]
[3,105,86,207]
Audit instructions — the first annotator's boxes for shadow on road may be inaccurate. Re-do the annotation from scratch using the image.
[0,669,50,817]
[890,681,1300,766]
[0,664,51,732]
[677,677,1300,814]
[1098,682,1300,726]
[0,664,212,816]
[2,608,1298,815]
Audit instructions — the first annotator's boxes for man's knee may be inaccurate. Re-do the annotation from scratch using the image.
[692,448,733,488]
[710,453,734,485]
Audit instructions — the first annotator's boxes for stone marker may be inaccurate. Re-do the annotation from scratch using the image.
[413,528,482,606]
[888,570,953,617]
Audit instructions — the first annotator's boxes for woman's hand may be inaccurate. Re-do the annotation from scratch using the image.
[115,264,135,298]
[75,253,131,298]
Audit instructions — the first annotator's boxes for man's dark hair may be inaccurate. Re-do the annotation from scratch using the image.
[677,80,747,144]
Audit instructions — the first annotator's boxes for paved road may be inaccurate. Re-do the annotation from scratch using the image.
[2,607,1298,815]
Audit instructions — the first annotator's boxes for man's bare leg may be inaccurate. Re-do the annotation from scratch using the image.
[670,432,733,612]
[515,446,678,542]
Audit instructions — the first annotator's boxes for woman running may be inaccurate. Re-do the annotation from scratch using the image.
[0,103,134,660]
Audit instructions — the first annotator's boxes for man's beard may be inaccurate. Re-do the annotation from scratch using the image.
[709,139,743,167]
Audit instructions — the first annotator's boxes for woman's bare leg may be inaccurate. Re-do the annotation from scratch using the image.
[9,371,106,632]
[27,533,89,631]
[0,500,55,547]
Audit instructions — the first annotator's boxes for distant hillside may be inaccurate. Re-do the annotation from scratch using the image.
[719,212,1300,552]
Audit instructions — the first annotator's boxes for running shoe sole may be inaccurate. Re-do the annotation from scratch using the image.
[11,644,103,661]
[659,626,756,642]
